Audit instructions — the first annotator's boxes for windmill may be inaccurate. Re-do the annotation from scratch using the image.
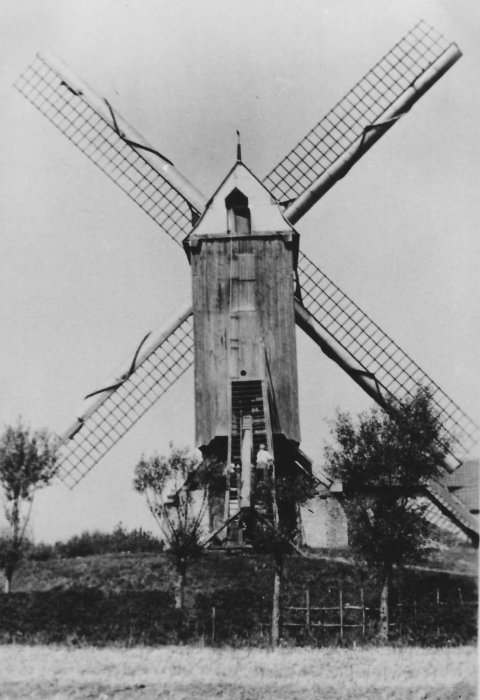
[14,20,479,544]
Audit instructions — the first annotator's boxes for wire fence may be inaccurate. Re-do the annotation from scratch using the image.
[203,582,477,645]
[281,583,477,642]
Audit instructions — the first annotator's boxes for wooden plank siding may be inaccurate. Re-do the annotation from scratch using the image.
[190,233,300,450]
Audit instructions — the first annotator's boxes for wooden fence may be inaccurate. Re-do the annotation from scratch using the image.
[284,586,370,639]
[281,584,477,640]
[204,584,476,643]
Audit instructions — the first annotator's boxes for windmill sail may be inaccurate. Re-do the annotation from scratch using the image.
[14,54,204,244]
[264,21,461,222]
[296,251,479,466]
[58,308,193,487]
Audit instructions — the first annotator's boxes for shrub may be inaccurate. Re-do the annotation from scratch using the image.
[36,524,165,559]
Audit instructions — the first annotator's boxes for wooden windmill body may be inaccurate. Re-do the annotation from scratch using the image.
[14,21,479,544]
[185,160,301,535]
[187,163,299,443]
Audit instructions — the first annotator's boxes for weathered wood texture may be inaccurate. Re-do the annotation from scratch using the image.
[191,233,300,449]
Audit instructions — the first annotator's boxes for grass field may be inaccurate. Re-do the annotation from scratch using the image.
[0,644,476,699]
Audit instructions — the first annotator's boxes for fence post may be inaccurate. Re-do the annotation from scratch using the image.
[360,587,365,636]
[458,587,464,606]
[339,586,344,641]
[305,586,311,635]
[211,606,216,645]
[397,590,402,636]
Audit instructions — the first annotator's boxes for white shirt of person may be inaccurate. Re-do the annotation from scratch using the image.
[256,446,273,465]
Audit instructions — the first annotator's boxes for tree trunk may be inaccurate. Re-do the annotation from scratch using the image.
[4,496,21,595]
[271,553,283,647]
[174,559,186,610]
[378,567,391,641]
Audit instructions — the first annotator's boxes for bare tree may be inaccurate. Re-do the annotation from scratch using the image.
[133,444,216,610]
[0,419,58,592]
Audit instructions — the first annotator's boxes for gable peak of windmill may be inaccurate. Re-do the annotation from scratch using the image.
[186,160,294,243]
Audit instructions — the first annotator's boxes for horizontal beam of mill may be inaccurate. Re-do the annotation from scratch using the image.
[283,44,462,224]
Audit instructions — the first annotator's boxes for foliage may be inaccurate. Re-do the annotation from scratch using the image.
[249,517,293,561]
[133,445,205,559]
[250,465,317,646]
[275,468,317,509]
[193,454,226,497]
[324,386,452,640]
[28,524,165,561]
[133,444,222,608]
[324,387,450,573]
[0,419,57,591]
[252,468,316,551]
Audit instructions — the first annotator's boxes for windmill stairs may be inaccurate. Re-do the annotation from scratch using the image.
[206,378,277,548]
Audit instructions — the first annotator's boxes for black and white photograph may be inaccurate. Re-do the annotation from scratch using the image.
[0,0,478,697]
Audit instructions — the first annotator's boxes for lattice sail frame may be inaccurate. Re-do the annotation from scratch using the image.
[297,252,479,462]
[264,20,454,206]
[14,54,197,244]
[58,310,193,487]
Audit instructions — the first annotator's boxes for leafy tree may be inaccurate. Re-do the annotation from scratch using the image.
[0,419,58,592]
[324,386,450,640]
[133,444,217,610]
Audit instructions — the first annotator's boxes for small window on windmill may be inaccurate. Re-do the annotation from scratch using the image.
[225,188,251,235]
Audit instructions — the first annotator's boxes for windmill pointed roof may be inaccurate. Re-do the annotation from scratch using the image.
[186,160,293,239]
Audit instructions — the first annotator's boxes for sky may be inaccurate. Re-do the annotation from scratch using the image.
[0,0,478,543]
